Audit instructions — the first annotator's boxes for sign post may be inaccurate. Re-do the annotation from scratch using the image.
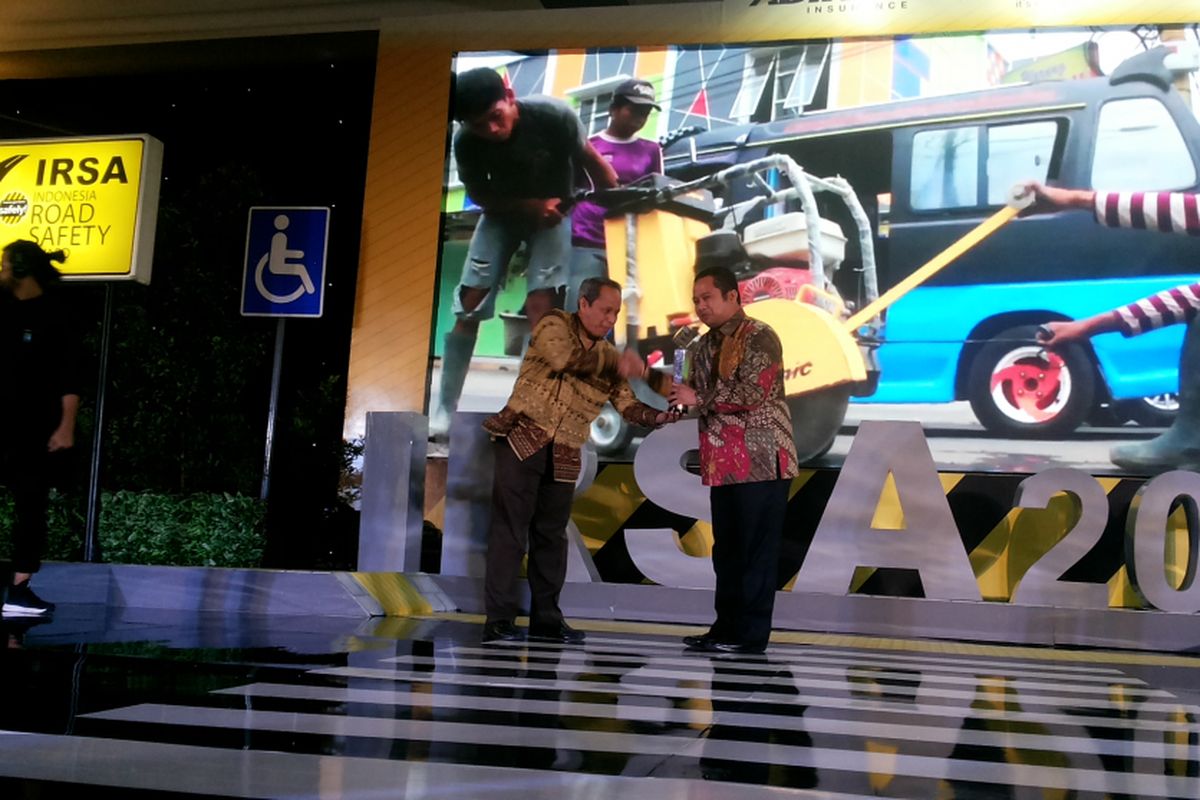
[242,206,330,501]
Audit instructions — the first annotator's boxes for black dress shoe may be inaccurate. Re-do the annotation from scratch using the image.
[528,621,586,644]
[683,632,716,650]
[709,640,766,655]
[481,620,524,643]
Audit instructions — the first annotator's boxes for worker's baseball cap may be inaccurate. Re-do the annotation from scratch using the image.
[613,78,661,110]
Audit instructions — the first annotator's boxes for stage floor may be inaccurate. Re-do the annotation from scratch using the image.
[2,604,1199,798]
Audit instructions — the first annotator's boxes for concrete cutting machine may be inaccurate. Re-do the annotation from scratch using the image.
[596,154,1031,460]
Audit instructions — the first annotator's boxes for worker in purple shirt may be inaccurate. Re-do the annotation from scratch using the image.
[565,78,664,313]
[1023,182,1200,473]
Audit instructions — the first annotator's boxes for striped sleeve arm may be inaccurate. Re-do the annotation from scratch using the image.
[1111,282,1200,336]
[1094,191,1200,236]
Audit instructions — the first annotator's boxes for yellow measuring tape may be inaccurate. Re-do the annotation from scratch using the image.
[845,204,1022,331]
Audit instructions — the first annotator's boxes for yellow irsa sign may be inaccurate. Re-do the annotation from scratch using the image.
[0,135,162,283]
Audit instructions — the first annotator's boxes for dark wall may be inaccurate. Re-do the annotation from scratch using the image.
[0,31,379,568]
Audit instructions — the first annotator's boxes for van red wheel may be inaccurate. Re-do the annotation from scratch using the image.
[967,325,1095,437]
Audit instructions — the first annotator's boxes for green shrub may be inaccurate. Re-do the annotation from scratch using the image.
[0,489,264,568]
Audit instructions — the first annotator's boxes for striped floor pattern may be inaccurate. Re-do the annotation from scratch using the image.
[1,612,1199,798]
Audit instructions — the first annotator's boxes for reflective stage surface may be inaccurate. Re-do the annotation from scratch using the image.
[1,605,1198,798]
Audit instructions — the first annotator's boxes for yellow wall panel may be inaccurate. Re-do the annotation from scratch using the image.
[551,51,586,98]
[636,47,669,79]
[345,33,453,435]
[834,38,896,109]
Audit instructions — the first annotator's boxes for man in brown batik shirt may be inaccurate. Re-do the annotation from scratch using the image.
[481,276,675,644]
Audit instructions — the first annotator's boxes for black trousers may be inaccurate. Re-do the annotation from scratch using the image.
[709,478,790,648]
[1,436,53,575]
[484,441,575,627]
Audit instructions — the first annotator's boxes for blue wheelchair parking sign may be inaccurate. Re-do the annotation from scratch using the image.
[242,207,329,317]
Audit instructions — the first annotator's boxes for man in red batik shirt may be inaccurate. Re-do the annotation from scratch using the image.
[668,233,799,655]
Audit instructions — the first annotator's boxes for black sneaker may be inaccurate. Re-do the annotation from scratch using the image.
[3,582,55,617]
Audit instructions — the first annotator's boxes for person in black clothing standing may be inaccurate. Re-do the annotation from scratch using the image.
[0,240,79,618]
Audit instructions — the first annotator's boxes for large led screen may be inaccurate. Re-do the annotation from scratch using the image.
[429,27,1200,476]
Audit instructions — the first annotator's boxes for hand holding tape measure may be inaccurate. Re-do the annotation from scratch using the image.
[845,182,1037,330]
